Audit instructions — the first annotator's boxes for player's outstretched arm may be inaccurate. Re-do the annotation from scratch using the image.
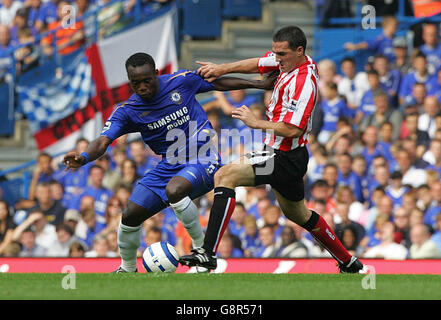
[63,135,112,170]
[197,58,260,82]
[212,70,278,92]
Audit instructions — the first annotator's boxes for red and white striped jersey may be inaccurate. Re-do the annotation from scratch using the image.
[257,51,319,151]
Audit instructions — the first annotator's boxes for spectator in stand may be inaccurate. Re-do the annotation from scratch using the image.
[104,229,119,256]
[35,0,60,32]
[337,57,369,112]
[120,159,140,188]
[12,209,57,251]
[31,182,66,225]
[430,212,441,253]
[28,152,55,201]
[409,223,441,258]
[339,225,360,257]
[0,24,16,82]
[273,225,308,258]
[27,0,44,30]
[98,0,128,39]
[10,7,38,43]
[0,200,14,256]
[240,215,261,258]
[393,206,412,249]
[395,148,427,188]
[359,126,392,171]
[392,36,411,75]
[257,205,284,241]
[401,113,431,158]
[385,171,409,209]
[75,208,101,249]
[425,139,441,175]
[363,221,408,259]
[18,228,47,257]
[110,145,128,174]
[143,225,161,248]
[399,52,434,105]
[217,232,243,258]
[100,197,122,235]
[352,155,369,201]
[336,153,364,203]
[418,96,440,139]
[74,0,97,44]
[317,81,351,145]
[307,179,335,214]
[85,233,118,257]
[46,223,84,257]
[419,23,441,74]
[0,0,23,27]
[423,181,441,230]
[373,54,401,107]
[114,184,132,209]
[334,201,366,247]
[317,59,342,96]
[334,185,365,223]
[69,241,86,257]
[357,70,389,125]
[229,202,246,239]
[344,16,398,63]
[70,164,113,230]
[63,208,80,235]
[254,225,277,258]
[129,140,157,176]
[95,154,121,192]
[41,0,85,56]
[322,163,339,197]
[359,89,403,142]
[428,69,441,101]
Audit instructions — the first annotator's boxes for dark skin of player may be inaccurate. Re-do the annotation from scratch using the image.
[63,63,277,226]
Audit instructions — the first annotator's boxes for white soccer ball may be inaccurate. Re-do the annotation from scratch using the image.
[142,241,180,273]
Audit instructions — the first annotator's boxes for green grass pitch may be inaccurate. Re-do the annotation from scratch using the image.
[1,273,441,300]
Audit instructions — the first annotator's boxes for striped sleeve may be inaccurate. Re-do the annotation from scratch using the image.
[282,68,317,130]
[257,51,280,75]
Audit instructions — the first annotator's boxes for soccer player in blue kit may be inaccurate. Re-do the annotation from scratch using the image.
[63,52,275,272]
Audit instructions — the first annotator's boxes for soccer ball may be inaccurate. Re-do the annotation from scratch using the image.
[142,241,180,273]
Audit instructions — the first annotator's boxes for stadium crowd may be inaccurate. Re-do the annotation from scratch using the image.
[1,5,441,261]
[0,0,173,82]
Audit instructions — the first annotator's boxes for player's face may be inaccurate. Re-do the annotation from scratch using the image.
[127,64,159,101]
[272,41,304,73]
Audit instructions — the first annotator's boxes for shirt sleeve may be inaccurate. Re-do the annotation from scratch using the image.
[185,71,216,93]
[281,69,317,130]
[100,104,133,141]
[258,51,280,75]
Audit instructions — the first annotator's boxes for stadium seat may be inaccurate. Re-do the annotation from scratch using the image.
[222,0,262,19]
[181,0,222,38]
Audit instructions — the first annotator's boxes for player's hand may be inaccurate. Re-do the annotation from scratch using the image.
[232,105,259,129]
[63,151,85,170]
[196,61,224,82]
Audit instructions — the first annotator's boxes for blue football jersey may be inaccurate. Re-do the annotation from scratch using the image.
[101,70,219,165]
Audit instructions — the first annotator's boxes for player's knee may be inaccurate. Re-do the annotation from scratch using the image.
[165,183,187,204]
[121,202,147,227]
[214,165,237,187]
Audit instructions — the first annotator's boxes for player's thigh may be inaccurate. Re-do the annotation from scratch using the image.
[124,184,167,226]
[215,157,256,187]
[165,176,193,203]
[273,189,311,226]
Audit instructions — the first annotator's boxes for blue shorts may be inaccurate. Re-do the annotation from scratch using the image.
[129,159,220,214]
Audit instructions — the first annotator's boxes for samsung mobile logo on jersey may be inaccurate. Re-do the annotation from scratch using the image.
[147,107,189,130]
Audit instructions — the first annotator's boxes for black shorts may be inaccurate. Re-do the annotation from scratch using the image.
[246,145,309,202]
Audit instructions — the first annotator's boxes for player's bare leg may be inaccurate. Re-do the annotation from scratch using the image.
[274,190,363,273]
[166,176,205,248]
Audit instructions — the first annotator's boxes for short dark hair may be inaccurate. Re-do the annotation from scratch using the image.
[273,26,307,52]
[125,52,156,72]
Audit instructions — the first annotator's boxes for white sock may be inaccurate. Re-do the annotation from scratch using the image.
[117,221,141,272]
[170,196,204,248]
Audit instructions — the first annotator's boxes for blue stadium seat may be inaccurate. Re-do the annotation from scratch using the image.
[223,0,262,19]
[181,0,222,38]
[0,82,14,136]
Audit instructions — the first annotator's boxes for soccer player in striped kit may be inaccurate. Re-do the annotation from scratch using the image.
[179,26,364,273]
